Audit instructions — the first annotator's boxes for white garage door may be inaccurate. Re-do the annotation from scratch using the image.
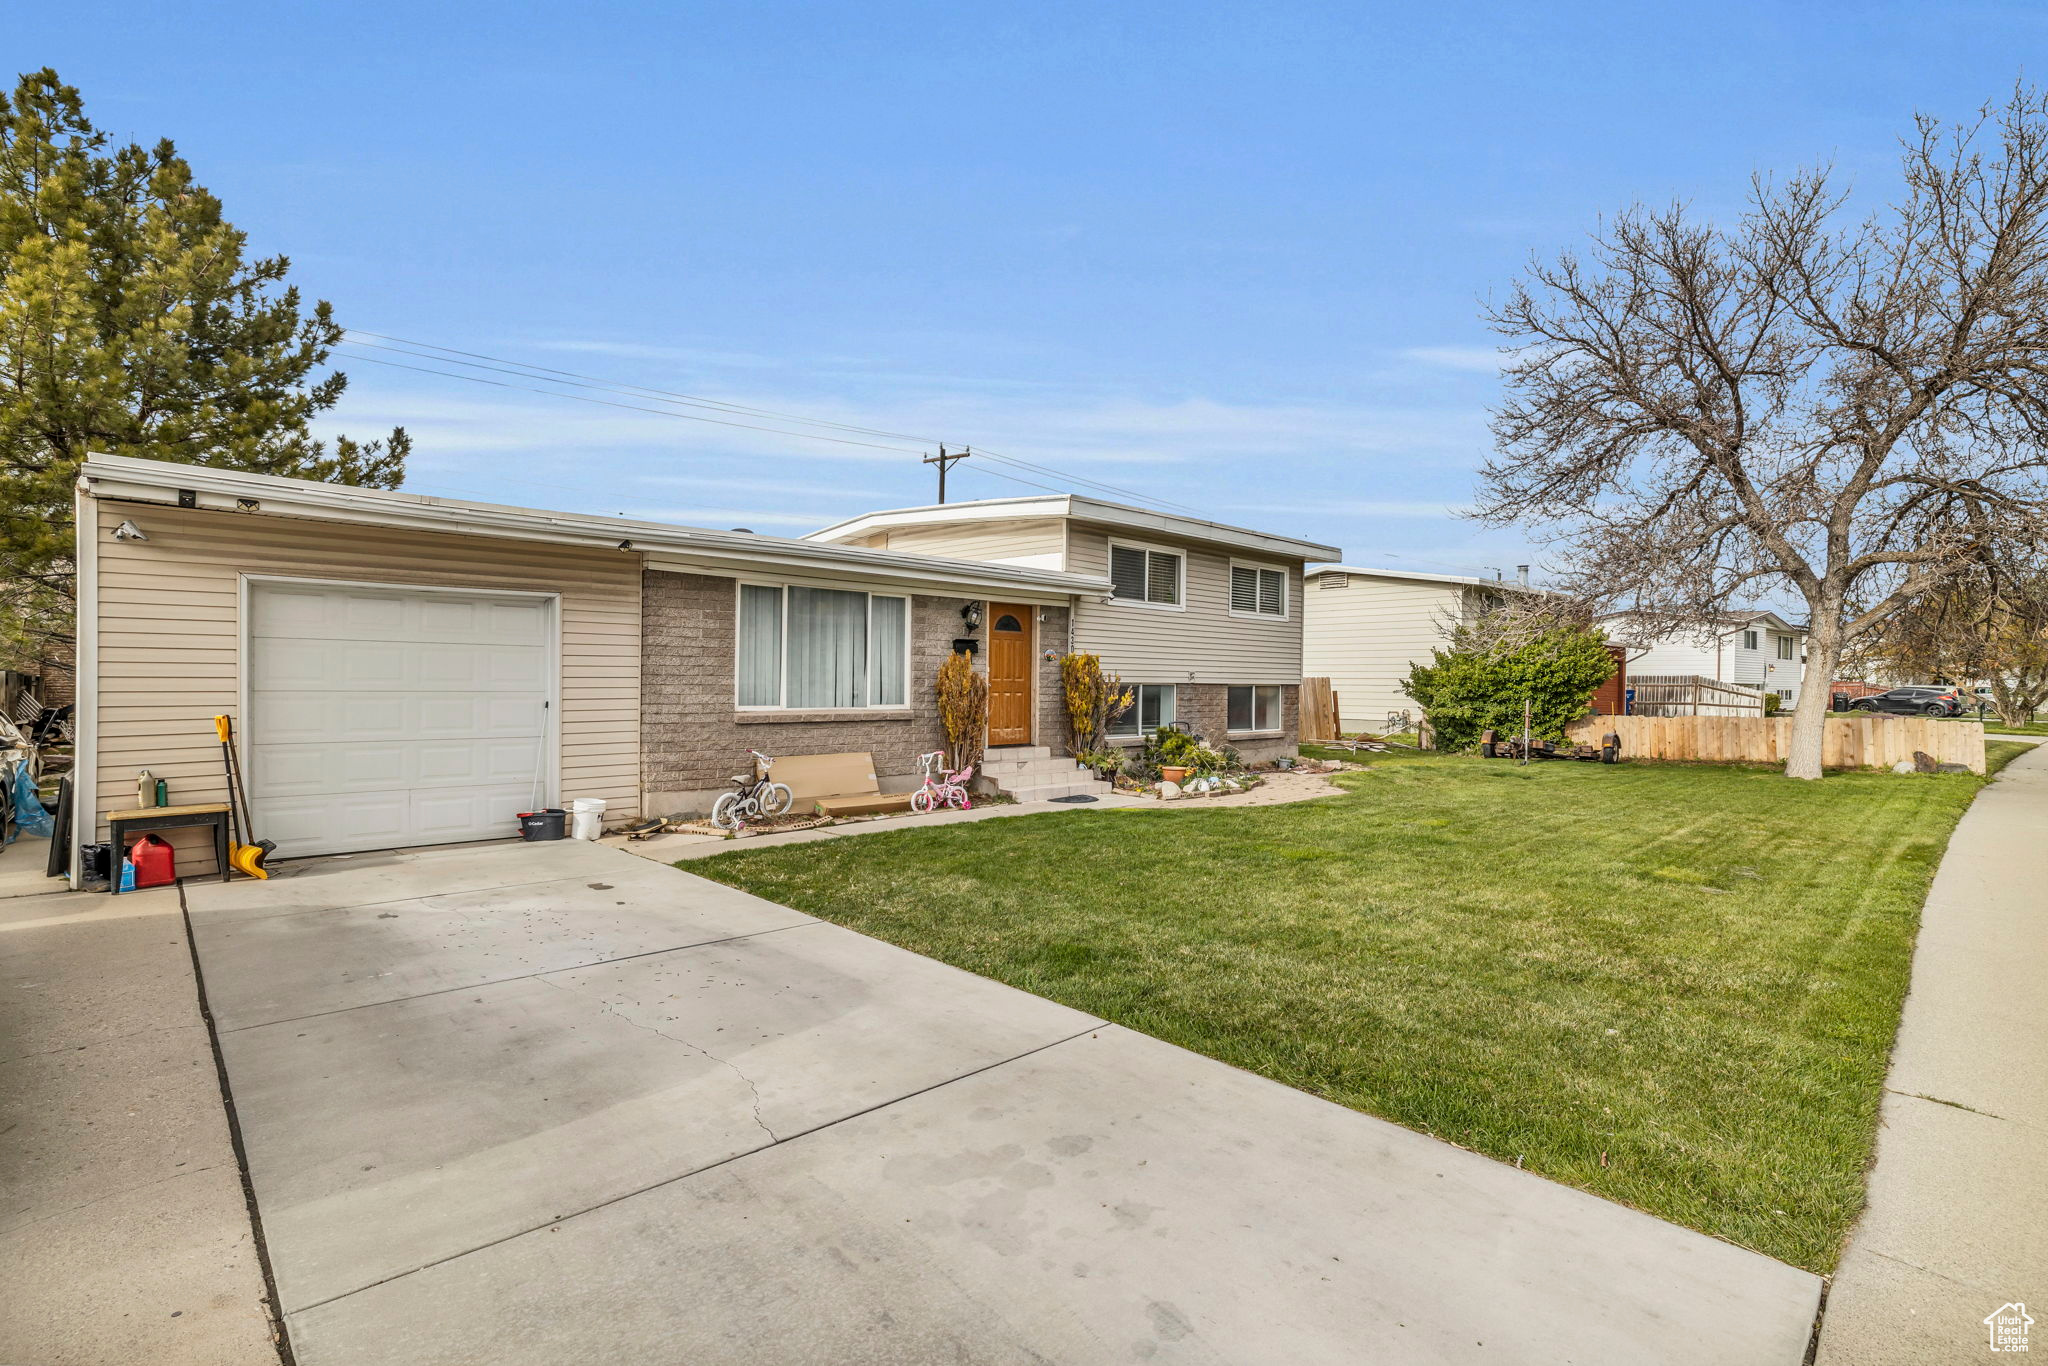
[247,581,555,857]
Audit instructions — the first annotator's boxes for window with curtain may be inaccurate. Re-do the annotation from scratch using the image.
[1227,684,1282,732]
[1106,683,1177,739]
[1108,544,1181,606]
[736,585,909,709]
[1229,565,1286,618]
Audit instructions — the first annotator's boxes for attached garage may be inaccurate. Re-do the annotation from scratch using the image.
[75,458,645,880]
[245,581,558,857]
[71,453,1106,888]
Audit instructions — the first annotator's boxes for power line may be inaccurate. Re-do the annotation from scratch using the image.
[337,328,1210,516]
[335,351,927,456]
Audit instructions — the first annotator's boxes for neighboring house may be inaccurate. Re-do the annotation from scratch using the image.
[1299,565,1505,732]
[70,455,1124,884]
[806,496,1340,762]
[1610,611,1809,704]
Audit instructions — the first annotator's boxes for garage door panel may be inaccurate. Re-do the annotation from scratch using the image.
[248,582,554,856]
[261,792,411,850]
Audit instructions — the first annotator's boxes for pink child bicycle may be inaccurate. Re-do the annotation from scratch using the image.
[911,750,974,813]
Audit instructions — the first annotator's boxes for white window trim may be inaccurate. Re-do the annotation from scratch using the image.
[1741,629,1759,651]
[732,579,914,712]
[1225,683,1284,735]
[1228,559,1290,621]
[1105,538,1186,612]
[1106,682,1178,739]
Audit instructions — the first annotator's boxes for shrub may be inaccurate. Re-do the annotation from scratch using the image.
[1763,692,1783,715]
[1143,726,1229,777]
[936,651,988,771]
[1402,622,1616,752]
[1060,653,1133,754]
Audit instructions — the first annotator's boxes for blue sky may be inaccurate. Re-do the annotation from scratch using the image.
[17,2,2045,575]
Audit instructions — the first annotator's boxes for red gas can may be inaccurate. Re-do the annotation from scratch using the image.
[128,834,177,890]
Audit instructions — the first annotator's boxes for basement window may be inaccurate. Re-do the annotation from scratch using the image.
[1107,683,1177,740]
[1227,684,1282,733]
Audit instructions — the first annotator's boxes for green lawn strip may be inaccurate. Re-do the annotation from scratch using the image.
[689,752,2002,1273]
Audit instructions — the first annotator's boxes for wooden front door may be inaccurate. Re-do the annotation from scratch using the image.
[986,603,1033,746]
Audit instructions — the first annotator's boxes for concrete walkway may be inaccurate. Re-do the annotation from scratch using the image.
[1818,743,2048,1363]
[0,884,279,1365]
[183,837,1820,1364]
[609,769,1349,865]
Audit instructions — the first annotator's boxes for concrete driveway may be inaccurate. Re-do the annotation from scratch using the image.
[186,839,1821,1364]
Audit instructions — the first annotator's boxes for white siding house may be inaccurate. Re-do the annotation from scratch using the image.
[1609,612,1808,703]
[1300,566,1496,731]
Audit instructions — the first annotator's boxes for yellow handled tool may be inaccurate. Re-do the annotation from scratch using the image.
[213,715,275,879]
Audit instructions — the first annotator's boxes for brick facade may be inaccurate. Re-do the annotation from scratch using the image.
[640,570,1073,814]
[1109,682,1299,765]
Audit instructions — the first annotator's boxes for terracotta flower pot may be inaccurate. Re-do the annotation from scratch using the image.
[1159,765,1192,784]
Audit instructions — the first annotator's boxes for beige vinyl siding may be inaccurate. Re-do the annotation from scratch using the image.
[1066,525,1304,685]
[872,518,1068,569]
[1300,573,1467,730]
[90,501,641,873]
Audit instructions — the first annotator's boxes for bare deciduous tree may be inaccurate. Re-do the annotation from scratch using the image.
[1478,88,2048,777]
[1854,535,2048,725]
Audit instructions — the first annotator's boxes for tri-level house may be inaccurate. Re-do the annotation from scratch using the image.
[65,460,1336,885]
[807,496,1341,765]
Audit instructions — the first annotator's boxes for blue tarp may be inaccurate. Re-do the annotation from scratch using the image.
[12,764,52,839]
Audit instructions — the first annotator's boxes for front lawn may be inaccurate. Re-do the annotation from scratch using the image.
[692,747,2023,1273]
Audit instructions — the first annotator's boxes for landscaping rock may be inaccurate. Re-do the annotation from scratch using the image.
[1892,760,1916,774]
[1912,750,1938,773]
[1156,780,1182,800]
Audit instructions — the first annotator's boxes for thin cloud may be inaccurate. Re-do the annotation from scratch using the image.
[1400,346,1506,373]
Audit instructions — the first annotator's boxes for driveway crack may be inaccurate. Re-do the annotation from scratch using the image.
[538,978,778,1143]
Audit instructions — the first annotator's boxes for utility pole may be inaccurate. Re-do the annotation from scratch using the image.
[924,444,970,503]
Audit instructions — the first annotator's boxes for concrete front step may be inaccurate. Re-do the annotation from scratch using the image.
[984,745,1054,763]
[981,757,1092,781]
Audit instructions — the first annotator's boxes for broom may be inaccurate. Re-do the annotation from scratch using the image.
[213,715,275,879]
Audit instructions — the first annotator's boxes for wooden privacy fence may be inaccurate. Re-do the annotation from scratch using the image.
[1566,714,1986,773]
[1626,674,1765,717]
[1300,676,1340,742]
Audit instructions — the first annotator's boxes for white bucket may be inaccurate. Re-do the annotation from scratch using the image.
[568,797,607,841]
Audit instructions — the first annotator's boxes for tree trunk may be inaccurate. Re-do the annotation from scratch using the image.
[1785,627,1843,780]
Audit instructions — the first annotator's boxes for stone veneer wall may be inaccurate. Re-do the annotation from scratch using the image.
[641,570,1072,814]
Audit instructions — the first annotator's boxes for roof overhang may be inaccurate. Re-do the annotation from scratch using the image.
[808,494,1342,563]
[78,455,1110,599]
[1305,563,1488,588]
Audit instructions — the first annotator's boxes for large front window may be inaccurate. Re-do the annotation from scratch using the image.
[1107,683,1177,739]
[737,584,908,709]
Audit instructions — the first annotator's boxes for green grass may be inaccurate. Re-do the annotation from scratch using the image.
[691,747,2022,1273]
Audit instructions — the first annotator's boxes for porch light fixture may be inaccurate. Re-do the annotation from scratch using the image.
[112,520,148,542]
[959,602,982,632]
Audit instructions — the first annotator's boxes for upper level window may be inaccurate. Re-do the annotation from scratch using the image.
[1108,543,1182,607]
[1742,629,1759,651]
[737,583,907,709]
[1230,564,1287,619]
[1776,635,1794,660]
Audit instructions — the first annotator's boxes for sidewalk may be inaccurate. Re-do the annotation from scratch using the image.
[1817,743,2048,1362]
[0,885,279,1365]
[607,769,1349,865]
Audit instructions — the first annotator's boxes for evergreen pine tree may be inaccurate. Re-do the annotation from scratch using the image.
[0,67,407,667]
